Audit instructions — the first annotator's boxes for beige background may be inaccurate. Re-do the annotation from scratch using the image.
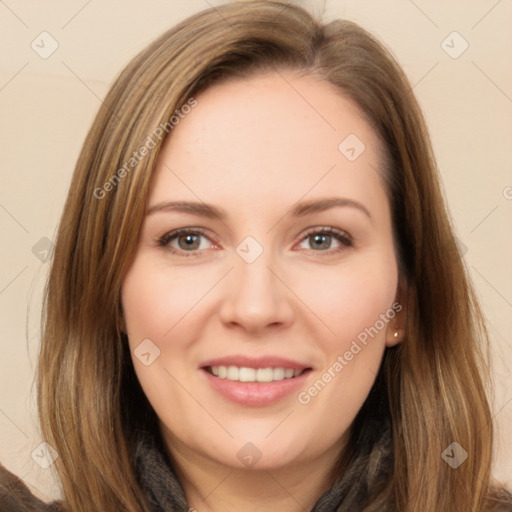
[1,0,511,502]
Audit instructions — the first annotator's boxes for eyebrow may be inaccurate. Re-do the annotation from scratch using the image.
[146,197,372,221]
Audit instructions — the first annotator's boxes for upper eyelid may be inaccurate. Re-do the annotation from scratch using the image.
[159,227,216,245]
[301,226,351,239]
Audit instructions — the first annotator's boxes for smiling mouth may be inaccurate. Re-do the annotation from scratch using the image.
[203,365,311,383]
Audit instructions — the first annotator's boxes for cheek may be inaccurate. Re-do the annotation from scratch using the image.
[121,258,207,419]
[293,252,398,349]
[291,252,397,411]
[121,258,191,400]
[121,256,228,412]
[295,259,397,432]
[122,258,214,344]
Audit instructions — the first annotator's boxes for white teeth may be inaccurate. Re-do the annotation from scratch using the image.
[209,365,304,382]
[256,368,274,382]
[273,367,285,380]
[227,365,239,380]
[239,367,256,382]
[284,368,294,378]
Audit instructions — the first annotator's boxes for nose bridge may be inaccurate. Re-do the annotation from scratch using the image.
[218,235,294,330]
[236,246,275,298]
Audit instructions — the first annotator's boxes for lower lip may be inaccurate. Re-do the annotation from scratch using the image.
[202,369,311,407]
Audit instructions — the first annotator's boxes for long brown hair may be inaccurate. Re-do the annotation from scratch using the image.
[36,1,511,510]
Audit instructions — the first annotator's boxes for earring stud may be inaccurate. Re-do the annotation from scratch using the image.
[393,331,399,338]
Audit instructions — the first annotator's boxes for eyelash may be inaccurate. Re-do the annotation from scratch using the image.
[157,226,353,258]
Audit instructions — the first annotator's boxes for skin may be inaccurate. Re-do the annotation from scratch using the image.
[121,70,406,512]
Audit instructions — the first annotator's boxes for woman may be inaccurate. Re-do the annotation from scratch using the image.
[1,1,511,510]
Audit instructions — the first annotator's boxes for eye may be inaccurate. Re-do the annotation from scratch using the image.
[296,227,352,253]
[157,226,353,258]
[157,228,217,256]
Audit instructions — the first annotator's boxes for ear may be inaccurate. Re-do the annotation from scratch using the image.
[385,278,408,347]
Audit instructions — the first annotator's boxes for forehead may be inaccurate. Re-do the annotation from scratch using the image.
[149,71,387,215]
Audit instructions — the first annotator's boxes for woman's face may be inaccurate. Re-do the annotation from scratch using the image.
[122,70,404,472]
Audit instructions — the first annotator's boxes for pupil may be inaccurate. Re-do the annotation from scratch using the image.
[179,234,199,250]
[312,234,330,250]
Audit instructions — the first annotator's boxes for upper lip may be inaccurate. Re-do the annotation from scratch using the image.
[200,355,311,370]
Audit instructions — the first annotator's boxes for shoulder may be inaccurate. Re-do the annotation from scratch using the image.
[0,463,63,512]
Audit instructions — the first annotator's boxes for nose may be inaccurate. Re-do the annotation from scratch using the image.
[218,246,295,334]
